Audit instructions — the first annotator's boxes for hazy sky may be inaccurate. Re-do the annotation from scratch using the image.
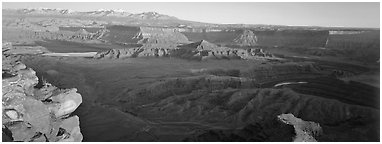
[2,2,380,28]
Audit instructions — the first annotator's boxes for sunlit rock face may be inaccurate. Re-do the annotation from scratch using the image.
[278,113,322,142]
[233,29,258,46]
[2,43,83,142]
[136,27,190,44]
[94,40,276,61]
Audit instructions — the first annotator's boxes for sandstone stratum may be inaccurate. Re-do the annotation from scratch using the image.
[94,40,276,60]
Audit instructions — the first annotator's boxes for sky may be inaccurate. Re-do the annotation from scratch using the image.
[2,2,380,28]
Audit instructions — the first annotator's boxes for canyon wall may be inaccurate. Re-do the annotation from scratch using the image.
[325,31,380,62]
[80,25,190,44]
[94,40,276,60]
[136,27,190,44]
[2,28,104,43]
[4,16,377,52]
[182,29,329,47]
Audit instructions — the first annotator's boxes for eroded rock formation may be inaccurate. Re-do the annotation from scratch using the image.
[171,40,275,60]
[94,44,178,59]
[182,29,330,47]
[2,44,83,142]
[134,27,190,44]
[3,28,105,43]
[278,113,322,142]
[233,29,258,46]
[95,40,276,61]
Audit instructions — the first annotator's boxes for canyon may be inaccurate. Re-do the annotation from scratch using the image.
[2,8,380,142]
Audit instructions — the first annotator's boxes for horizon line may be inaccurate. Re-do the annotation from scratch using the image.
[3,7,380,29]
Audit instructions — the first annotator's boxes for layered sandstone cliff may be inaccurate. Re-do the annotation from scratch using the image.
[233,29,258,46]
[134,27,190,44]
[100,25,190,44]
[182,29,329,47]
[182,40,273,60]
[94,40,276,61]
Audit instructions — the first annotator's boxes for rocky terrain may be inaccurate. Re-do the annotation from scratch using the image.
[94,40,276,60]
[3,8,379,46]
[2,8,380,142]
[3,7,379,65]
[278,113,322,142]
[2,44,83,142]
[114,74,378,142]
[233,29,258,46]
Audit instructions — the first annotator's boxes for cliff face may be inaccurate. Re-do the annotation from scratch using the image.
[94,40,276,61]
[182,29,329,47]
[2,28,105,43]
[325,31,380,63]
[176,40,274,60]
[233,29,258,46]
[101,26,189,44]
[135,27,190,44]
[94,44,179,59]
[99,25,141,44]
[182,30,241,44]
[2,43,83,142]
[88,25,190,44]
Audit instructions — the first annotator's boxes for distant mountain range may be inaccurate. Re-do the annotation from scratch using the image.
[2,8,379,31]
[3,8,178,20]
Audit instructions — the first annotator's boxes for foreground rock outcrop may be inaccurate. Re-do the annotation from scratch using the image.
[278,113,322,142]
[2,44,83,142]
